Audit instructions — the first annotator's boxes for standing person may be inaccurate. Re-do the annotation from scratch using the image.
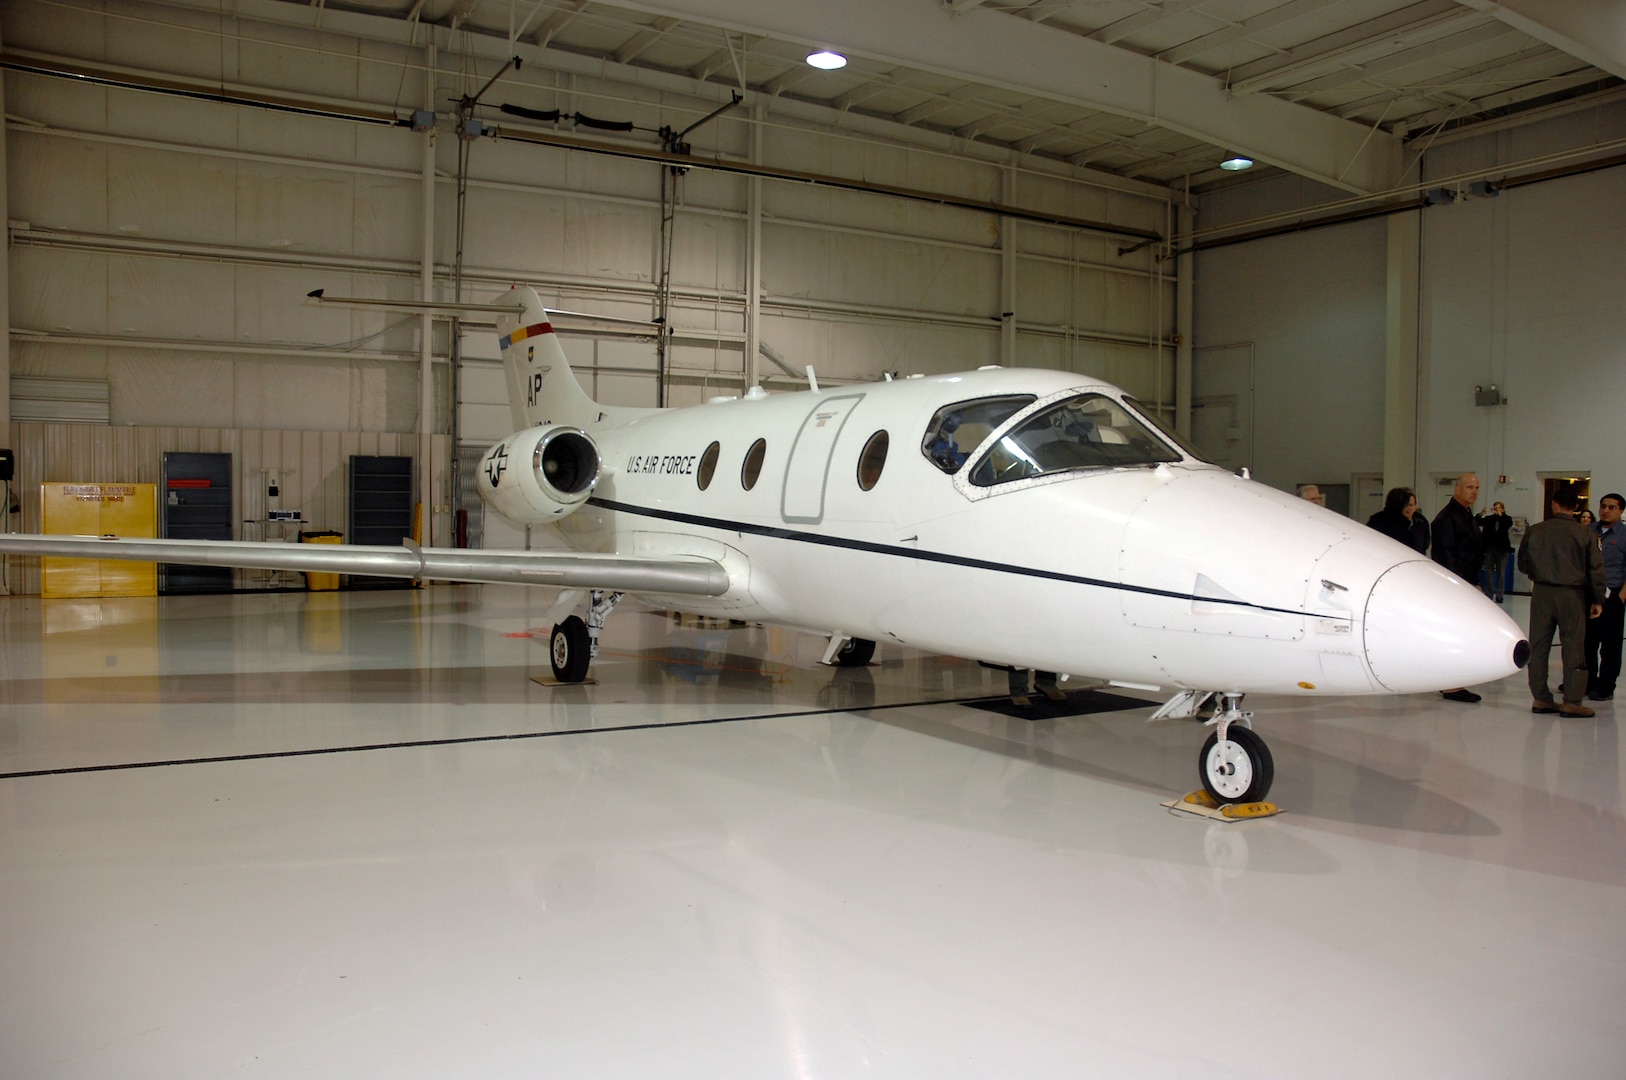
[1578,509,1596,527]
[1008,668,1065,708]
[1585,493,1626,701]
[1432,473,1485,702]
[1297,484,1323,506]
[1367,487,1429,554]
[1478,501,1513,602]
[1519,488,1606,717]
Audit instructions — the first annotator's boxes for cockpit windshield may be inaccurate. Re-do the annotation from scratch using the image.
[968,393,1182,487]
[921,395,1035,474]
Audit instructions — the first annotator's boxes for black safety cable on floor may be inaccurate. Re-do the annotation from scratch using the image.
[0,691,1135,781]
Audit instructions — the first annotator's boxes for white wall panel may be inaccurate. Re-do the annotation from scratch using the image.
[11,247,109,334]
[235,358,351,430]
[12,341,110,382]
[9,131,107,233]
[107,256,235,341]
[352,175,421,261]
[1192,99,1626,515]
[1194,220,1388,494]
[106,146,237,243]
[111,350,234,428]
[107,85,241,151]
[234,165,355,253]
[1420,166,1626,516]
[236,25,362,101]
[4,0,105,58]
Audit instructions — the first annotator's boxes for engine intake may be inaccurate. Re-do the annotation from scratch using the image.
[478,425,600,524]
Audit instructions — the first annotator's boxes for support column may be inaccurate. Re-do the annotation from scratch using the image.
[0,20,10,435]
[743,105,762,391]
[1174,203,1194,440]
[0,22,9,592]
[999,166,1016,366]
[419,44,437,546]
[1384,210,1421,496]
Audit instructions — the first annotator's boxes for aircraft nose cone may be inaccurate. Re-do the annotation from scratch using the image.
[1363,559,1529,693]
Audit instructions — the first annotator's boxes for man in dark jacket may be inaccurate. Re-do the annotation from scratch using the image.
[1478,501,1513,602]
[1432,473,1484,702]
[1432,473,1483,581]
[1519,488,1606,717]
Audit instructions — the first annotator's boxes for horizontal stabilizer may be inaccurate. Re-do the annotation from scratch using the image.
[0,534,730,596]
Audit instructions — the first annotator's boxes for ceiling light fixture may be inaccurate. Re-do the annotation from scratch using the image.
[805,50,847,70]
[1219,155,1255,172]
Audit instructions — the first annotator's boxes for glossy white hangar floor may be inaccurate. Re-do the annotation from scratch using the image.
[1,585,1622,1079]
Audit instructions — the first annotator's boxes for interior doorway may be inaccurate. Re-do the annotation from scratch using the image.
[1313,483,1350,517]
[1352,473,1384,522]
[1537,472,1591,520]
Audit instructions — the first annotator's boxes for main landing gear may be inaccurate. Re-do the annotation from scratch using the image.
[549,590,622,684]
[820,633,876,668]
[1152,690,1275,805]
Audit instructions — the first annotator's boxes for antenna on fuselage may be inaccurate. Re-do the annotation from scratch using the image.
[805,365,820,393]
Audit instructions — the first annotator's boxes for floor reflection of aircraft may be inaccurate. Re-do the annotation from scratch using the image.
[0,287,1530,804]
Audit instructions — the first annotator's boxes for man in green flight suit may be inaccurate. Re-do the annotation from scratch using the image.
[1518,488,1606,717]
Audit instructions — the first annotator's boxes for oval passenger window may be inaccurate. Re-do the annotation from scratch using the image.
[741,438,767,491]
[696,441,720,490]
[857,430,889,491]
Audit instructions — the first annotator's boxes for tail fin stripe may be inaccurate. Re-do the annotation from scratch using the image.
[499,322,554,351]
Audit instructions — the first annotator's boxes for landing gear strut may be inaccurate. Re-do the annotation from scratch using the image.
[820,633,876,668]
[1197,692,1274,804]
[549,590,622,684]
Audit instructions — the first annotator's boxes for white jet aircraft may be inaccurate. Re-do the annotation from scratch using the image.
[0,286,1530,804]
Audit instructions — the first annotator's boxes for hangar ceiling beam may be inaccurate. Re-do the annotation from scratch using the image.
[1227,2,1468,95]
[1456,0,1626,83]
[615,0,1402,194]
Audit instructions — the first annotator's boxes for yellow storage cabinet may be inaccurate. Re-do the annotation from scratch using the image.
[41,483,160,599]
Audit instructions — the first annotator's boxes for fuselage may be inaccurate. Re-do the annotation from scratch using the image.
[491,362,1526,698]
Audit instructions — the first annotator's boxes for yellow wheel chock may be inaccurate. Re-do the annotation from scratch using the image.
[1160,789,1282,821]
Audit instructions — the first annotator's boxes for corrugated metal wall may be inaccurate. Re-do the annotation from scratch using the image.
[3,421,449,595]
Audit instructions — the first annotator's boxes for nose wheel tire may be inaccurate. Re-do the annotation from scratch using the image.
[550,615,591,683]
[834,637,876,667]
[1199,726,1274,804]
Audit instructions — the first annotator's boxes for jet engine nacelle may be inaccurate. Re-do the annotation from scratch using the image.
[476,425,600,525]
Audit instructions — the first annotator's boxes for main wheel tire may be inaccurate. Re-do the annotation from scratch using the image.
[1199,726,1274,804]
[550,615,591,683]
[834,637,876,667]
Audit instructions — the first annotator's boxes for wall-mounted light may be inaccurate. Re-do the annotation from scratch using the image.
[1219,154,1254,171]
[805,50,847,70]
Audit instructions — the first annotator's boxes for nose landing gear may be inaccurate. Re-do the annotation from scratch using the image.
[1153,690,1278,811]
[1197,692,1275,805]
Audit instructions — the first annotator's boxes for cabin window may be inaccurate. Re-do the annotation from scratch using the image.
[968,393,1181,487]
[741,438,767,490]
[857,430,889,491]
[921,395,1035,474]
[696,441,720,490]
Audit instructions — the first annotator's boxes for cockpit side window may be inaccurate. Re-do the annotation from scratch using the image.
[1124,396,1211,464]
[921,395,1035,474]
[968,393,1181,487]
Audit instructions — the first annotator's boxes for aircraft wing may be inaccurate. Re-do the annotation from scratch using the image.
[0,534,731,596]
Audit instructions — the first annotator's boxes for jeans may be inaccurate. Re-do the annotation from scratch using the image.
[1482,550,1509,600]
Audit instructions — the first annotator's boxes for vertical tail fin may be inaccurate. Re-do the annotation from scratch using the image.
[493,287,599,432]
